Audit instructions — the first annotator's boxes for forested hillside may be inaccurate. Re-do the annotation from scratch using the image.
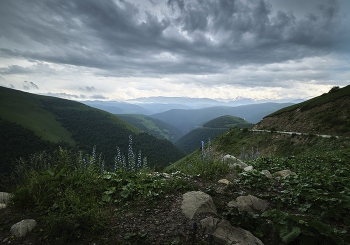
[175,115,253,154]
[0,118,65,178]
[117,114,182,142]
[203,115,254,128]
[0,87,186,190]
[41,98,186,167]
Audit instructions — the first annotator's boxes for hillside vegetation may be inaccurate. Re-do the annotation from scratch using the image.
[2,129,350,244]
[254,85,350,137]
[0,87,186,189]
[117,114,182,142]
[0,87,75,144]
[175,115,253,154]
[202,115,254,129]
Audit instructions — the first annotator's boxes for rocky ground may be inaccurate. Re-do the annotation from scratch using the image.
[0,169,278,245]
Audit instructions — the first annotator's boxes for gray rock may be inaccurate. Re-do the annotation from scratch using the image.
[243,166,253,171]
[200,217,220,234]
[212,219,264,245]
[224,155,248,169]
[0,192,12,204]
[227,195,269,213]
[261,170,272,178]
[273,170,297,177]
[10,219,37,237]
[0,204,6,209]
[181,191,217,219]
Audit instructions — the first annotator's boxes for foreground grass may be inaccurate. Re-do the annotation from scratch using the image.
[1,144,350,244]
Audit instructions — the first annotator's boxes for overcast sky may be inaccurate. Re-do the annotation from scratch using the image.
[1,0,349,102]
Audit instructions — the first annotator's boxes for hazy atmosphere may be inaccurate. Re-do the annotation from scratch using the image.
[1,0,349,102]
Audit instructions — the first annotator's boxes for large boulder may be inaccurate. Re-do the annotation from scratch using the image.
[181,191,217,219]
[227,195,269,213]
[10,219,37,237]
[201,218,264,245]
[273,170,297,177]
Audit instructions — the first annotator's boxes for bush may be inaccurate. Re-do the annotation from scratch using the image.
[328,86,340,93]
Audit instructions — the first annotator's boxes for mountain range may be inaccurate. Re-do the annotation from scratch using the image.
[80,97,304,115]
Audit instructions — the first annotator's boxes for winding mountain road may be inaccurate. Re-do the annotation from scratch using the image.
[250,129,340,139]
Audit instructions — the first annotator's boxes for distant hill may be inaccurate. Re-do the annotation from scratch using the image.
[150,103,293,135]
[202,115,254,129]
[254,85,350,137]
[117,114,182,142]
[175,115,254,154]
[0,87,186,178]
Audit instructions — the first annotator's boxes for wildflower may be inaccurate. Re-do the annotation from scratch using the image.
[201,141,206,161]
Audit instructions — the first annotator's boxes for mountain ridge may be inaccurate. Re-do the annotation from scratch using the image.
[254,85,350,137]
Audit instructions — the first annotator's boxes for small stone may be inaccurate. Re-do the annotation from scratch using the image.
[273,170,297,177]
[218,179,232,185]
[0,203,6,209]
[261,170,272,178]
[244,166,253,171]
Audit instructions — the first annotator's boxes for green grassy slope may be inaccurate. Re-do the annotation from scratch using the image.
[0,87,75,144]
[167,127,350,172]
[117,114,182,142]
[269,85,350,116]
[255,85,350,136]
[0,86,186,171]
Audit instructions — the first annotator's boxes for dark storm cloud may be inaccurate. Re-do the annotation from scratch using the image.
[23,81,39,90]
[0,0,345,79]
[43,92,80,99]
[0,65,32,75]
[0,83,15,89]
[90,94,108,99]
[41,92,107,100]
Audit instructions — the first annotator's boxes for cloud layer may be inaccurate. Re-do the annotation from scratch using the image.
[0,0,349,100]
